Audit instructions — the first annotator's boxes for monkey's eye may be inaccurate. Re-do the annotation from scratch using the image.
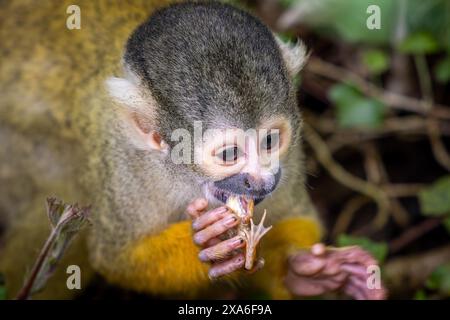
[216,146,242,164]
[260,132,280,152]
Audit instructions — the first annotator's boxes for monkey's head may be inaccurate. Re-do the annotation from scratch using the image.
[106,3,307,206]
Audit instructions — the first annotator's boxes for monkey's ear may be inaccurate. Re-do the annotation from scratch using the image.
[275,36,308,77]
[105,77,168,153]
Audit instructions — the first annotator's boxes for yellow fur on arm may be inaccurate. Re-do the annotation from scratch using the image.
[106,221,210,296]
[250,217,323,299]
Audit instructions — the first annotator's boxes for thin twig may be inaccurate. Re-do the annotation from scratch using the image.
[413,54,434,109]
[427,119,450,171]
[15,224,60,300]
[389,217,445,254]
[305,112,450,137]
[412,51,450,172]
[360,143,410,226]
[15,198,91,300]
[306,57,450,119]
[382,184,424,197]
[332,195,370,238]
[384,244,450,297]
[303,123,390,228]
[304,113,450,154]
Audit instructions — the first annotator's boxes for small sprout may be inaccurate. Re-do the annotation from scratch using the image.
[419,175,450,216]
[0,274,6,300]
[16,197,91,300]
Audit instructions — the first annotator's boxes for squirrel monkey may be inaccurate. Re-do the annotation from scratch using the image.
[0,1,386,299]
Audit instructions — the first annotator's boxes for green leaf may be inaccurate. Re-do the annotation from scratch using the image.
[305,0,394,45]
[434,56,450,84]
[444,216,450,234]
[277,32,297,43]
[279,0,298,9]
[419,175,450,216]
[248,291,272,300]
[329,83,361,106]
[399,32,440,54]
[337,234,388,263]
[0,274,6,300]
[292,74,302,88]
[361,49,390,75]
[329,84,385,128]
[414,289,427,300]
[426,264,450,297]
[0,287,5,300]
[338,98,385,128]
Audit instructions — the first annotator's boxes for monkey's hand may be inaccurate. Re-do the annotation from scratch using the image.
[285,244,387,300]
[187,198,252,279]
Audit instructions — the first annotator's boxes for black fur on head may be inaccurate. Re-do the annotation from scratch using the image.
[124,1,300,146]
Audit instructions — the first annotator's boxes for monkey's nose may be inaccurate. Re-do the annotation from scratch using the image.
[213,172,278,199]
[242,174,267,195]
[244,177,252,190]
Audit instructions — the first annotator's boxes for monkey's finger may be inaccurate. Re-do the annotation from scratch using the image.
[193,214,239,246]
[348,276,372,300]
[341,263,369,279]
[347,273,387,300]
[311,243,327,256]
[245,258,265,274]
[343,283,366,300]
[337,246,378,268]
[186,198,208,219]
[205,237,221,247]
[348,274,368,291]
[366,285,387,300]
[192,206,229,231]
[322,251,373,279]
[310,269,348,286]
[285,273,334,296]
[321,257,343,276]
[288,254,326,277]
[329,271,348,284]
[198,236,245,262]
[208,253,245,279]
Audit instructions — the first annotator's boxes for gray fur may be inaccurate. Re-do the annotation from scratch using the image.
[124,2,300,142]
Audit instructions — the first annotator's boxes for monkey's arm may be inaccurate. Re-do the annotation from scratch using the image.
[99,221,211,296]
[249,216,322,299]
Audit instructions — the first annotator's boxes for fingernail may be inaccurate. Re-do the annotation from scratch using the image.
[214,206,228,214]
[197,199,207,207]
[224,215,237,227]
[193,233,204,245]
[198,250,208,262]
[209,270,218,279]
[192,220,200,230]
[232,237,244,246]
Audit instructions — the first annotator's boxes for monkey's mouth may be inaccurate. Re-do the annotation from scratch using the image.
[208,185,265,205]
